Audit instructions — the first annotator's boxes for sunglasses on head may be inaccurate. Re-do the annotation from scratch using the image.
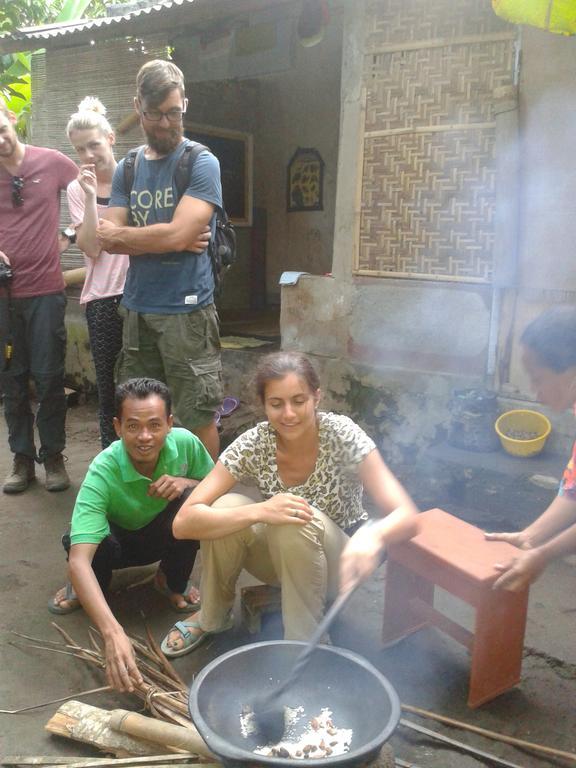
[11,176,24,208]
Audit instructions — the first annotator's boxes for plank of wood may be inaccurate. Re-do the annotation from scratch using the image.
[45,701,169,758]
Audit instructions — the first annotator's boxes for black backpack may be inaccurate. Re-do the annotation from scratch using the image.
[123,141,237,298]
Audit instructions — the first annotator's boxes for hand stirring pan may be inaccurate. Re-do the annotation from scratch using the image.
[251,578,361,745]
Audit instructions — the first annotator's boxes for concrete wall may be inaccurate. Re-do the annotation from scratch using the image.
[256,18,342,299]
[187,9,345,304]
[176,7,344,307]
[177,79,261,310]
[503,27,576,402]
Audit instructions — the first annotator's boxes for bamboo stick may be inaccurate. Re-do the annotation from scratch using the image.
[0,687,110,715]
[2,758,111,766]
[365,31,516,55]
[364,122,495,139]
[1,754,215,768]
[400,719,525,768]
[61,760,216,768]
[3,759,215,768]
[143,621,186,690]
[402,703,576,763]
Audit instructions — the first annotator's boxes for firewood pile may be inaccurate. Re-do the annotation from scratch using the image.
[13,621,191,726]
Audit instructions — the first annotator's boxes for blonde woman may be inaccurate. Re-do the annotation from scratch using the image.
[66,98,128,448]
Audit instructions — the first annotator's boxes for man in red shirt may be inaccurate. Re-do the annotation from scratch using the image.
[0,99,78,492]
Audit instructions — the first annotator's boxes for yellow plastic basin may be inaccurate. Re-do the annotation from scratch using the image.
[494,409,552,457]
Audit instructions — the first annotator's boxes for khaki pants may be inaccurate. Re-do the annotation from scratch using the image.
[199,493,350,640]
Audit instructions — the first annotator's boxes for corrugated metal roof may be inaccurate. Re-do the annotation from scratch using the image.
[0,0,197,52]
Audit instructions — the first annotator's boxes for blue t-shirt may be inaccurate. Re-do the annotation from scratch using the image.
[110,140,223,314]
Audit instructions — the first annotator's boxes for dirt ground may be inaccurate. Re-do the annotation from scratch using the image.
[0,401,575,767]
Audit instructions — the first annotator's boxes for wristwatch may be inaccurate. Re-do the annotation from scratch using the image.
[63,226,77,245]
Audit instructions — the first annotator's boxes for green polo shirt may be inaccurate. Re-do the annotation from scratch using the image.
[70,427,213,545]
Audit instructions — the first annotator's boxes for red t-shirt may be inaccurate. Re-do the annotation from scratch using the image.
[0,145,78,298]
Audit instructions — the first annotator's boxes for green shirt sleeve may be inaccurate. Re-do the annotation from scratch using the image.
[70,461,113,545]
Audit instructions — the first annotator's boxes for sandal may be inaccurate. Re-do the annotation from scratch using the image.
[214,396,240,427]
[48,582,81,615]
[153,572,201,614]
[160,612,234,659]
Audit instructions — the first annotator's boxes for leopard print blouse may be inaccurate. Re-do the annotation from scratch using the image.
[219,412,376,529]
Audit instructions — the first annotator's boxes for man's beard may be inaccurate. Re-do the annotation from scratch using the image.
[144,124,183,155]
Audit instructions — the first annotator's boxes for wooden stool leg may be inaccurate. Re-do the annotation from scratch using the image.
[382,558,434,646]
[468,588,529,707]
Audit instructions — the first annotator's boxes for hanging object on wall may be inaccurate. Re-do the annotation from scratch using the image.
[297,0,330,47]
[287,147,324,212]
[492,0,576,35]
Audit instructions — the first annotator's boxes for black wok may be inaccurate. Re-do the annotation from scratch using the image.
[189,641,400,768]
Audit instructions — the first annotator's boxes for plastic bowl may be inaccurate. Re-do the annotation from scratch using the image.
[494,409,551,457]
[189,641,400,768]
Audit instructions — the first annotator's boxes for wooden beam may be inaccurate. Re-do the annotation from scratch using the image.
[365,32,516,56]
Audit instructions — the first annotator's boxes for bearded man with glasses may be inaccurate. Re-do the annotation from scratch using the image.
[0,99,78,494]
[94,60,223,461]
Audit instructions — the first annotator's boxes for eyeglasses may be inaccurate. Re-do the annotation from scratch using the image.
[11,176,24,208]
[141,108,185,123]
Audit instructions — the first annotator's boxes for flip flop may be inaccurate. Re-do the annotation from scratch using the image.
[214,396,240,427]
[153,577,201,614]
[48,582,81,615]
[160,613,234,658]
[219,396,240,417]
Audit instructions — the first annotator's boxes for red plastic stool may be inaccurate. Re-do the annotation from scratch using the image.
[382,508,529,707]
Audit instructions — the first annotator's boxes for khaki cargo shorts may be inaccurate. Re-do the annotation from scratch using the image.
[117,304,223,430]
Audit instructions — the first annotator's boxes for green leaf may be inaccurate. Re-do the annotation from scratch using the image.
[5,58,30,77]
[55,0,94,22]
[13,51,32,68]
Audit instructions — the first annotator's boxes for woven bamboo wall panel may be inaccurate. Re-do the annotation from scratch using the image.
[364,42,513,133]
[359,129,495,281]
[357,0,514,280]
[365,0,510,51]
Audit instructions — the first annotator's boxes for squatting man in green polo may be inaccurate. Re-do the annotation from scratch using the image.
[48,377,213,692]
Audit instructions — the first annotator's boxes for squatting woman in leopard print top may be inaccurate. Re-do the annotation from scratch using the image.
[160,351,419,658]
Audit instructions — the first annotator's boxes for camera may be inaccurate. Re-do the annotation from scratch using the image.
[0,261,13,287]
